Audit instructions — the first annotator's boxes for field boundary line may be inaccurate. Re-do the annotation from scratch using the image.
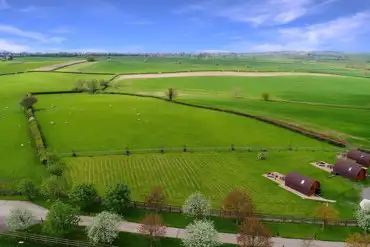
[59,146,344,158]
[129,201,358,226]
[100,91,349,147]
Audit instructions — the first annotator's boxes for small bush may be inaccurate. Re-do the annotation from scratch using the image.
[48,164,64,177]
[262,93,270,101]
[20,95,38,109]
[86,56,96,62]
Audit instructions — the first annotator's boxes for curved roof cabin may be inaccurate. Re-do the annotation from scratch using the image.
[334,158,367,181]
[285,171,320,196]
[347,149,370,167]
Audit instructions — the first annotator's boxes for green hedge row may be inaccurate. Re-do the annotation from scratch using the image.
[26,108,47,164]
[102,92,348,147]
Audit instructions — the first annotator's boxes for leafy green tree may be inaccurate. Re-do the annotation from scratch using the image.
[42,201,80,237]
[17,179,37,201]
[85,80,98,93]
[104,183,131,214]
[86,56,96,62]
[262,93,270,101]
[40,176,66,199]
[74,80,85,91]
[99,79,109,88]
[69,184,100,211]
[48,164,64,177]
[20,95,38,109]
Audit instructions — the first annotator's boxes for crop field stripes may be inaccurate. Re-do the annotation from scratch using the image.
[59,146,344,158]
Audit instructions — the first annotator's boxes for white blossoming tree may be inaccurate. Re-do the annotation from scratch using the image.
[356,207,370,232]
[183,220,220,247]
[5,208,37,232]
[86,211,121,244]
[182,192,211,218]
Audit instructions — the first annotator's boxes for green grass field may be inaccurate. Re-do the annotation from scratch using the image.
[59,56,370,77]
[63,151,361,218]
[107,75,370,146]
[34,94,332,152]
[0,57,78,74]
[0,73,111,182]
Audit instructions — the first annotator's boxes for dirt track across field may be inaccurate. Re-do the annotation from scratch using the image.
[119,71,343,80]
[31,60,87,71]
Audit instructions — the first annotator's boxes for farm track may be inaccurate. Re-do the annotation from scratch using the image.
[118,71,344,79]
[30,60,87,71]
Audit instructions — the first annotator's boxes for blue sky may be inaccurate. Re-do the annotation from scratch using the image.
[0,0,370,52]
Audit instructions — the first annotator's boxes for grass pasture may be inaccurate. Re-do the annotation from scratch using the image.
[0,73,112,182]
[63,151,360,217]
[34,94,332,153]
[0,57,77,74]
[109,75,370,146]
[60,55,370,77]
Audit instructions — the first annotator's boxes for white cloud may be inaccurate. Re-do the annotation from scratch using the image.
[176,0,336,26]
[0,39,30,52]
[0,25,66,43]
[0,0,9,10]
[227,11,370,51]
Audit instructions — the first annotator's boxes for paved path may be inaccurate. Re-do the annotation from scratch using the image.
[0,200,346,247]
[119,71,343,80]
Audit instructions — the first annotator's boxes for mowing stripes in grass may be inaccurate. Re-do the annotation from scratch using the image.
[63,151,360,217]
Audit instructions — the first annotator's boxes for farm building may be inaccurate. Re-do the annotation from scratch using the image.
[333,158,367,181]
[346,149,370,167]
[285,171,321,196]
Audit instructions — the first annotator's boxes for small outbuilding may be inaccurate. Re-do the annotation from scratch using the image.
[333,158,367,181]
[347,149,370,167]
[285,171,321,196]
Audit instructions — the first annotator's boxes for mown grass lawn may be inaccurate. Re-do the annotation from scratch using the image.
[35,94,332,152]
[0,73,111,182]
[63,151,361,218]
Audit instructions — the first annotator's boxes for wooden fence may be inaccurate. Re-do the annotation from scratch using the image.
[0,232,117,247]
[59,145,344,158]
[131,201,358,226]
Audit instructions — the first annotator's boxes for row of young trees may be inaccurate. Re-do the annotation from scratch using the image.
[12,179,370,246]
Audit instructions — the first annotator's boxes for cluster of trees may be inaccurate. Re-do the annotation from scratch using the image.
[74,79,110,92]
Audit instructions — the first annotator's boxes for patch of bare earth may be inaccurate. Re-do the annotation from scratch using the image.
[119,71,343,80]
[31,60,87,71]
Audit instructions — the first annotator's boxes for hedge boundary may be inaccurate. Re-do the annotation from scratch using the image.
[101,92,348,147]
[0,71,26,76]
[27,70,117,75]
[25,107,48,164]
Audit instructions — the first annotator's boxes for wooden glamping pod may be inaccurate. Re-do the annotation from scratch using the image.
[333,158,367,181]
[347,149,370,167]
[285,171,321,196]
